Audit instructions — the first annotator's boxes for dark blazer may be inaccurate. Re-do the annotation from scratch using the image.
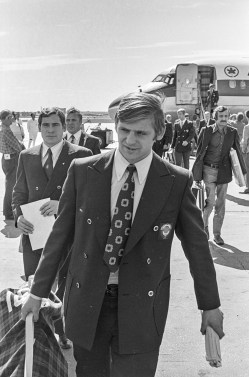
[65,131,100,155]
[206,90,219,108]
[31,150,220,354]
[171,120,195,152]
[192,125,247,183]
[12,140,92,256]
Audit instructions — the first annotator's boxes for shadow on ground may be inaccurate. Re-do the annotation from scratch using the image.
[226,194,249,206]
[209,241,249,270]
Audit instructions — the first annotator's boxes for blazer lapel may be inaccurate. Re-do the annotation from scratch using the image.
[79,132,85,147]
[124,155,175,256]
[86,150,114,248]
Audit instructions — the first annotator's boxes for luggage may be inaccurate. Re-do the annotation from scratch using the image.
[192,181,205,211]
[0,287,68,377]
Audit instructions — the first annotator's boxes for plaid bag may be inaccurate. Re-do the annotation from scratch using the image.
[0,288,68,377]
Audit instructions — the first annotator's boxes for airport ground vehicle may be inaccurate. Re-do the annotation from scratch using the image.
[85,122,114,148]
[108,58,249,121]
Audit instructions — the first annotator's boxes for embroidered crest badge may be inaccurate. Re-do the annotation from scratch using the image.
[159,223,172,240]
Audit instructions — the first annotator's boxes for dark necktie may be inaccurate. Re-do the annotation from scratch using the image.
[70,135,75,144]
[43,148,53,180]
[103,165,136,272]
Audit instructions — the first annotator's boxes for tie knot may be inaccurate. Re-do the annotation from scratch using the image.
[47,148,52,157]
[127,164,136,174]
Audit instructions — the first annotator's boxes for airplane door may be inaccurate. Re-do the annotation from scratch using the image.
[176,64,198,105]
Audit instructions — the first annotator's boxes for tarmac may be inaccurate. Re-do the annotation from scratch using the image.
[0,134,249,376]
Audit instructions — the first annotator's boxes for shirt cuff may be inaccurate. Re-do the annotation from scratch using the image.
[30,293,42,300]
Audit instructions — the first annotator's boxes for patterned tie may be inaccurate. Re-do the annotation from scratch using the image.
[70,135,75,144]
[43,148,53,180]
[103,165,136,272]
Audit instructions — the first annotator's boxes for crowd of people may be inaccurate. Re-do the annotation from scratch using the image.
[0,94,247,376]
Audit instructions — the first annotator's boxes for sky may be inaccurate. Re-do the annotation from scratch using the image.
[1,0,249,112]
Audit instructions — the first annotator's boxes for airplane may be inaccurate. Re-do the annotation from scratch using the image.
[108,58,249,121]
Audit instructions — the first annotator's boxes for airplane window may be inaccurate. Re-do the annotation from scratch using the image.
[240,80,246,89]
[229,80,236,89]
[153,75,165,82]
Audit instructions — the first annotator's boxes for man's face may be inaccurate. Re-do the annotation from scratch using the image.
[2,113,13,126]
[216,110,229,128]
[66,113,82,134]
[40,114,65,147]
[116,117,162,164]
[205,112,210,121]
[177,111,185,121]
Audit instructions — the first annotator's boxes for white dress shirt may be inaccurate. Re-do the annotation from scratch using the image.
[108,149,153,285]
[41,140,64,167]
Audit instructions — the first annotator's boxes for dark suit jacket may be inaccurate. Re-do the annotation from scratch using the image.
[65,131,100,155]
[206,90,219,108]
[152,122,173,157]
[31,150,220,354]
[12,140,92,256]
[192,125,247,183]
[171,120,195,152]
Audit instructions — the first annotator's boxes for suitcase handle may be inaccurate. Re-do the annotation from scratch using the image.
[24,312,34,377]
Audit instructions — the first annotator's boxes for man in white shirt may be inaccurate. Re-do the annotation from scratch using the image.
[12,107,92,348]
[27,113,39,147]
[21,94,223,377]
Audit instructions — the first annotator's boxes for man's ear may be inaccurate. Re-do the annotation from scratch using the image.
[155,128,165,141]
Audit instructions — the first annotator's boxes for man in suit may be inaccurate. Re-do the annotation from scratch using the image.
[206,83,219,115]
[21,94,224,377]
[192,106,246,245]
[65,107,101,155]
[198,111,215,135]
[152,113,173,157]
[171,108,195,169]
[12,107,92,348]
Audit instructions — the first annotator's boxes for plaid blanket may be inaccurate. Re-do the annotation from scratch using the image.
[0,288,68,377]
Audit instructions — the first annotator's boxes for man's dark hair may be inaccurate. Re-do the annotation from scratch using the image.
[236,112,244,122]
[66,107,83,123]
[115,92,165,137]
[245,110,249,119]
[213,106,228,120]
[0,109,12,121]
[38,107,65,127]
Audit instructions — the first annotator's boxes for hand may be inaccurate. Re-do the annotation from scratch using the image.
[17,215,34,235]
[21,295,41,322]
[40,200,59,216]
[182,141,188,146]
[201,308,224,339]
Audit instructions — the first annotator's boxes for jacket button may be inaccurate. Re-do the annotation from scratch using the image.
[57,185,61,189]
[35,187,39,191]
[147,258,151,264]
[153,226,158,231]
[79,208,83,212]
[83,252,88,259]
[148,291,154,297]
[76,282,80,288]
[87,218,92,224]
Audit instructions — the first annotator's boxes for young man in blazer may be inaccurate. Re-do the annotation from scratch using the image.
[65,107,101,155]
[192,106,246,245]
[171,108,195,169]
[21,94,224,377]
[12,107,92,348]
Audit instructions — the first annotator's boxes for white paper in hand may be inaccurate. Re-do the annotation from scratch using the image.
[205,326,222,367]
[20,198,55,251]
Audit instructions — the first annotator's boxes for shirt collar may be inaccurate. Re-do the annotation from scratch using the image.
[42,139,64,158]
[114,149,153,184]
[212,123,227,134]
[66,129,82,141]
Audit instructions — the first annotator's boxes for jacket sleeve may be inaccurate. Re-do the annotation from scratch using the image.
[12,153,29,224]
[175,172,221,310]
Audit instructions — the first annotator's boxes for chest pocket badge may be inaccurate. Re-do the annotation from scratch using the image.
[158,223,172,240]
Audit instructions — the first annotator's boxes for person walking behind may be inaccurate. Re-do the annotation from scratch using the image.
[171,108,195,169]
[240,110,249,194]
[10,112,25,142]
[0,110,24,220]
[21,93,223,377]
[192,106,246,245]
[233,112,245,142]
[27,113,39,147]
